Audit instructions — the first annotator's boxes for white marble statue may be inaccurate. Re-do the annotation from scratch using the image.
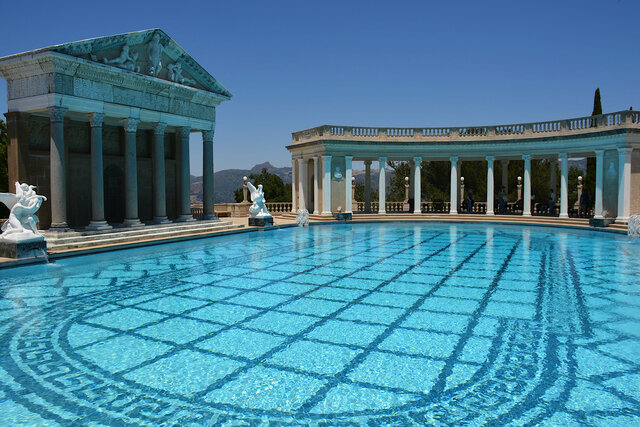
[103,45,140,72]
[296,209,309,227]
[0,182,47,241]
[147,33,164,76]
[629,215,640,238]
[167,62,196,86]
[246,179,271,218]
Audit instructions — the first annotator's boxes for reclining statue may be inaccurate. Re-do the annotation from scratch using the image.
[0,182,47,241]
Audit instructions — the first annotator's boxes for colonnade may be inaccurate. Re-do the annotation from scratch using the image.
[47,106,216,230]
[291,149,635,222]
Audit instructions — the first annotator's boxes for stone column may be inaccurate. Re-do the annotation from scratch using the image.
[364,160,372,213]
[176,127,194,222]
[48,106,69,230]
[486,155,494,215]
[617,147,633,223]
[413,157,422,214]
[345,156,353,213]
[559,152,569,218]
[322,155,332,215]
[594,150,604,218]
[378,157,387,214]
[550,156,557,196]
[291,158,297,212]
[123,118,142,227]
[86,113,111,230]
[202,129,216,220]
[523,154,531,216]
[298,158,307,211]
[152,122,170,223]
[313,156,319,214]
[450,156,458,214]
[501,160,509,193]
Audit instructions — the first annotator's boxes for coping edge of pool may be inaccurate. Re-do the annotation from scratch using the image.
[0,219,629,269]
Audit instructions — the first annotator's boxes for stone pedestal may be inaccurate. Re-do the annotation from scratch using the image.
[249,216,274,227]
[333,212,352,221]
[0,238,47,259]
[589,218,615,227]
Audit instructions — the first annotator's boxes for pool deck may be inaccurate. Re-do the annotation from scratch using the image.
[0,214,628,268]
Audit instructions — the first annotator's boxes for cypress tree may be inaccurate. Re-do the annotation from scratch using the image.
[591,88,602,116]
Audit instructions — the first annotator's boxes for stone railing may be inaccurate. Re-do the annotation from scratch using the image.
[266,202,293,213]
[292,110,640,144]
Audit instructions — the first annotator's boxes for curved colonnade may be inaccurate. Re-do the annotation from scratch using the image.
[287,110,640,223]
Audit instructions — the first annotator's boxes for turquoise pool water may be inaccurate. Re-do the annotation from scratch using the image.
[0,223,639,425]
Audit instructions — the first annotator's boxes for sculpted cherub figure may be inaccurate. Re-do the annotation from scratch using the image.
[0,182,47,240]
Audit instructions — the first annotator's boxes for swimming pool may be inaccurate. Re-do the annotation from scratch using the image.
[0,223,639,425]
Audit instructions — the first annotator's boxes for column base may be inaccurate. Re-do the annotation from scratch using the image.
[522,212,532,217]
[153,216,172,224]
[616,217,629,224]
[486,211,494,216]
[559,213,569,219]
[201,214,219,221]
[321,211,332,216]
[49,222,70,232]
[413,210,421,215]
[313,210,319,215]
[378,211,386,215]
[176,215,196,222]
[122,218,144,227]
[449,211,458,215]
[86,220,112,231]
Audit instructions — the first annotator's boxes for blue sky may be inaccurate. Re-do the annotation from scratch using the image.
[1,0,638,174]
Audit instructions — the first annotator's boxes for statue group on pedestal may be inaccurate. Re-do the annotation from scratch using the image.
[98,32,195,87]
[246,179,271,218]
[0,182,47,241]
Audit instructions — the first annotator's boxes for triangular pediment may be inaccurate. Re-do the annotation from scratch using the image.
[49,29,231,98]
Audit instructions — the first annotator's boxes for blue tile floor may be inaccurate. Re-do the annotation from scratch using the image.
[0,223,639,425]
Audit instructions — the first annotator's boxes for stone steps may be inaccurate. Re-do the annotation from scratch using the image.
[277,212,627,232]
[44,220,244,252]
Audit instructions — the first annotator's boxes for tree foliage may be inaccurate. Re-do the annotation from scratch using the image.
[233,168,292,203]
[591,88,602,116]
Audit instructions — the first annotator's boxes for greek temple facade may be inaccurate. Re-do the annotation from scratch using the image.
[287,111,640,223]
[0,29,230,230]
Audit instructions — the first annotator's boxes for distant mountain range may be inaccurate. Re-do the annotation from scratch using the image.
[191,162,292,203]
[191,162,392,203]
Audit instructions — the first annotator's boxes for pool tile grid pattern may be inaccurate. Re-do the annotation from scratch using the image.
[0,224,639,424]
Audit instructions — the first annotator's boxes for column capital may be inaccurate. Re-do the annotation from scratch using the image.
[122,118,139,133]
[522,154,531,161]
[413,156,422,163]
[153,122,167,135]
[178,127,191,138]
[558,152,568,160]
[450,155,458,162]
[486,155,494,162]
[364,159,372,166]
[313,155,319,161]
[88,112,104,127]
[618,147,633,155]
[379,156,387,163]
[202,129,214,143]
[48,106,68,122]
[595,149,605,157]
[322,154,332,160]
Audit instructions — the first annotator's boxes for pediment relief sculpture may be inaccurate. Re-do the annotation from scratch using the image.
[167,62,196,86]
[147,32,164,76]
[101,45,140,72]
